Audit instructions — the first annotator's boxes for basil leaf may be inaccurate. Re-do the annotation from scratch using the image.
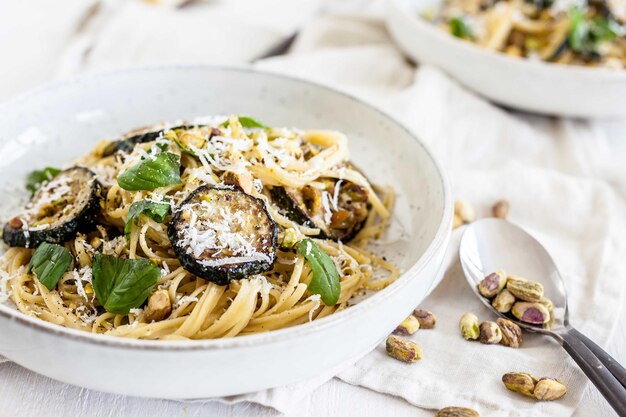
[29,243,73,290]
[117,152,181,191]
[92,253,160,314]
[222,116,269,129]
[297,239,341,306]
[569,7,587,52]
[124,200,171,238]
[568,8,618,55]
[449,17,472,39]
[589,17,618,43]
[26,167,61,194]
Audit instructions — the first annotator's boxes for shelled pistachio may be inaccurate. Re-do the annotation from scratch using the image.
[507,278,544,302]
[478,270,507,298]
[502,372,537,397]
[394,315,420,336]
[459,312,480,340]
[512,301,550,325]
[386,335,422,363]
[502,372,567,401]
[538,296,553,312]
[534,378,567,401]
[436,407,481,417]
[413,308,436,329]
[455,199,475,223]
[492,199,510,219]
[453,199,475,229]
[492,289,516,313]
[479,321,502,344]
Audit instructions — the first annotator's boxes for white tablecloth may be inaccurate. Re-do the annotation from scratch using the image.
[1,1,626,416]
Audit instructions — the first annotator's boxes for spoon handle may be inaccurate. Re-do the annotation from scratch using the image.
[569,327,626,388]
[558,329,626,416]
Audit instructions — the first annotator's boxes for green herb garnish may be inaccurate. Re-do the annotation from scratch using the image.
[569,7,619,55]
[297,239,341,306]
[117,152,181,191]
[222,116,269,129]
[26,167,61,194]
[124,200,171,238]
[166,129,204,156]
[449,16,472,39]
[92,253,160,314]
[29,243,73,290]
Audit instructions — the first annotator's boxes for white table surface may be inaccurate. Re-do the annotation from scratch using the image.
[1,293,624,417]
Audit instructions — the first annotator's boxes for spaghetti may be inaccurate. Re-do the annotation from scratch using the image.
[0,116,398,340]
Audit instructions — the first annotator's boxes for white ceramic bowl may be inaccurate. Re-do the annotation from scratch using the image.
[387,0,626,119]
[0,66,452,399]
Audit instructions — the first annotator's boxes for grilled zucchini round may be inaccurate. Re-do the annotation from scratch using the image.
[3,167,102,248]
[168,186,277,285]
[270,179,369,242]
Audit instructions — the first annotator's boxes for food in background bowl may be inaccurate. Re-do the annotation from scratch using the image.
[0,116,398,340]
[424,0,626,68]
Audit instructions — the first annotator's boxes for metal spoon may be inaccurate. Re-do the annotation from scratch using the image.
[459,218,626,415]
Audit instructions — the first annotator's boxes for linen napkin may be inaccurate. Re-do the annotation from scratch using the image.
[255,13,626,415]
[2,2,626,416]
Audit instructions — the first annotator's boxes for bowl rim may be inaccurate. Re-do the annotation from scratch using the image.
[388,0,626,81]
[0,64,453,351]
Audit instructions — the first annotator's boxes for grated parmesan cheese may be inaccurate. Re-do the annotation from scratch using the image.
[174,295,199,308]
[255,275,273,296]
[253,179,263,193]
[75,305,98,325]
[321,191,333,224]
[0,267,16,302]
[102,236,126,256]
[178,199,269,267]
[73,266,94,302]
[331,180,343,211]
[305,294,322,322]
[161,261,170,278]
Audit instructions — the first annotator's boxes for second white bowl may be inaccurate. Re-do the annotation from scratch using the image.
[387,0,626,119]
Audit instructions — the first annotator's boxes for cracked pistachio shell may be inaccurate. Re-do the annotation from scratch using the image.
[497,318,523,348]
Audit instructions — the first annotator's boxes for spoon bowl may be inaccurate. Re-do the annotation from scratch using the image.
[459,218,567,333]
[460,218,626,416]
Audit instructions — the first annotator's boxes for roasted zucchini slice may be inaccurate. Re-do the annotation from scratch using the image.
[168,186,277,285]
[103,124,215,156]
[270,179,369,242]
[3,167,102,248]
